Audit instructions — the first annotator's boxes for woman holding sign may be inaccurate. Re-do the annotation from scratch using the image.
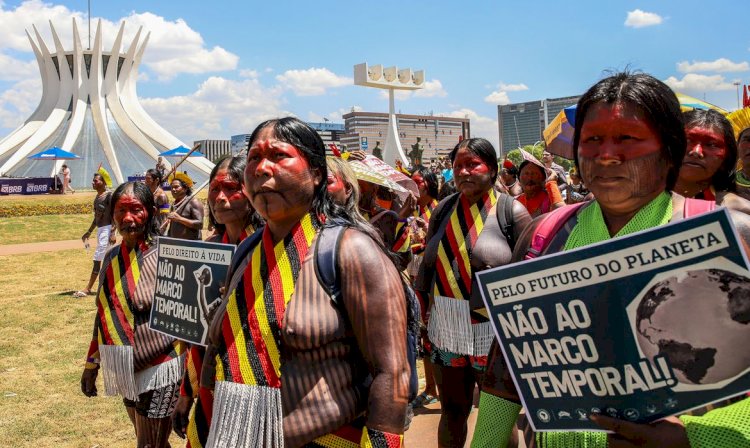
[415,137,531,448]
[80,182,185,448]
[473,72,750,447]
[201,118,410,447]
[171,155,262,447]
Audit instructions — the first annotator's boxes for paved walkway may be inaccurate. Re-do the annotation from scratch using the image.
[0,238,91,256]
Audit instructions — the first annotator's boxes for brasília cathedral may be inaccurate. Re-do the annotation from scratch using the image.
[0,20,213,188]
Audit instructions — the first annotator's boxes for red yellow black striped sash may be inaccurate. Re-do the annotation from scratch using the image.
[414,199,438,222]
[433,190,497,300]
[95,243,144,346]
[392,220,411,253]
[184,346,212,448]
[216,214,317,386]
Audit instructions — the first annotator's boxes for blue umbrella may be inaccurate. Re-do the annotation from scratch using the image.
[159,146,204,158]
[27,147,81,190]
[27,146,82,160]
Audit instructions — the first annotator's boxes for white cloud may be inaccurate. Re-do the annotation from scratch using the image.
[239,69,260,78]
[0,2,239,81]
[414,79,447,98]
[0,53,37,81]
[0,78,42,128]
[326,106,362,121]
[442,108,499,152]
[378,89,412,101]
[663,74,736,92]
[276,68,351,96]
[625,9,663,28]
[484,82,528,104]
[677,58,749,73]
[141,75,289,141]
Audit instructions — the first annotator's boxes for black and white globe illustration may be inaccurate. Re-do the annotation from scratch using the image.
[634,268,750,386]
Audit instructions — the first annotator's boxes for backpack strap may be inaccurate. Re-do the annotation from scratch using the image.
[683,197,716,217]
[496,192,516,251]
[314,225,347,304]
[525,202,587,260]
[229,227,264,276]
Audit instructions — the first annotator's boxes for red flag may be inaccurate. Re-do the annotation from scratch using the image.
[329,143,341,157]
[744,85,749,109]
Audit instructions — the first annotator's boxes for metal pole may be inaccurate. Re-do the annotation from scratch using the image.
[87,0,91,50]
[735,82,741,110]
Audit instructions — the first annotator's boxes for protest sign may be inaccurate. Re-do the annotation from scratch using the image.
[476,208,750,431]
[149,237,235,346]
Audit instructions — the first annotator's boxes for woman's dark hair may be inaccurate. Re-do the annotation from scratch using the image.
[449,137,499,182]
[146,168,162,184]
[573,71,686,191]
[518,160,546,179]
[247,118,394,261]
[110,181,160,245]
[207,155,263,235]
[438,180,457,201]
[683,109,737,191]
[411,165,439,200]
[93,173,104,183]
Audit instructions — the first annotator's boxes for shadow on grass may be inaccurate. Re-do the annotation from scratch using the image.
[412,406,442,416]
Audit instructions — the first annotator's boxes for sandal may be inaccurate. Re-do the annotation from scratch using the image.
[410,391,439,408]
[72,290,89,298]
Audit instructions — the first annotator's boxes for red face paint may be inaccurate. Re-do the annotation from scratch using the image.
[577,103,663,161]
[326,173,349,205]
[453,147,493,201]
[113,194,148,245]
[244,126,319,223]
[170,180,185,199]
[680,126,727,183]
[209,169,249,225]
[412,174,427,195]
[519,163,545,196]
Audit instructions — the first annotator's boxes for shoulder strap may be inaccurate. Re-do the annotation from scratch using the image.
[683,197,716,217]
[525,202,587,260]
[496,193,516,251]
[314,225,347,304]
[229,227,264,275]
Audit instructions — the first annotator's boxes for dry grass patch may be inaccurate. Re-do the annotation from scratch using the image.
[0,249,181,447]
[0,214,91,244]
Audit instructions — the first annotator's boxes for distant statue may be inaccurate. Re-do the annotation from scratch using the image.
[408,137,424,167]
[372,141,383,160]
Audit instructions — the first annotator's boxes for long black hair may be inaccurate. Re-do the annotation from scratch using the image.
[247,118,392,257]
[449,138,499,182]
[411,165,439,200]
[683,109,737,192]
[573,71,685,191]
[208,155,263,235]
[110,181,160,246]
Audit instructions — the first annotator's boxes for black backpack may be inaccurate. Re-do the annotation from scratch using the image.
[229,224,421,403]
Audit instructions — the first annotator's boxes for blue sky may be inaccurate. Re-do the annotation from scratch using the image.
[0,0,747,150]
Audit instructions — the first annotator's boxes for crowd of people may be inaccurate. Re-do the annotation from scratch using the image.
[76,71,750,447]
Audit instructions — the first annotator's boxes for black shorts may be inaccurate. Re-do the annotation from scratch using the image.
[122,382,179,418]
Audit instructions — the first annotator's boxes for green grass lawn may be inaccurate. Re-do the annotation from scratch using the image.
[0,249,182,447]
[0,214,91,244]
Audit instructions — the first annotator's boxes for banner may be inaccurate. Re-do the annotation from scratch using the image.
[149,237,235,346]
[476,209,750,431]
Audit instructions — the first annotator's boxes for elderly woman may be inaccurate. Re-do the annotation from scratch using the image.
[517,157,565,217]
[171,155,261,447]
[80,182,185,448]
[202,118,409,447]
[472,72,750,448]
[416,137,531,448]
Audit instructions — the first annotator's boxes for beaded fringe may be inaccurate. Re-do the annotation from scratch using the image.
[206,381,283,448]
[99,345,137,401]
[428,295,494,356]
[135,352,185,395]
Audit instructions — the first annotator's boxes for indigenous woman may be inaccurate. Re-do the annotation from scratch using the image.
[172,155,261,448]
[496,160,523,197]
[415,138,531,448]
[516,156,565,217]
[144,169,170,234]
[675,109,737,201]
[167,173,204,240]
[202,118,409,447]
[80,181,185,448]
[358,179,412,271]
[729,108,750,201]
[325,156,360,214]
[473,72,750,448]
[403,165,440,408]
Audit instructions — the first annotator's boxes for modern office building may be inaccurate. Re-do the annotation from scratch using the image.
[307,122,346,153]
[340,111,470,164]
[194,139,231,162]
[497,95,580,157]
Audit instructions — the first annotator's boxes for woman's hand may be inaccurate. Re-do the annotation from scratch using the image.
[591,414,690,448]
[171,395,193,438]
[80,368,98,397]
[397,193,417,220]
